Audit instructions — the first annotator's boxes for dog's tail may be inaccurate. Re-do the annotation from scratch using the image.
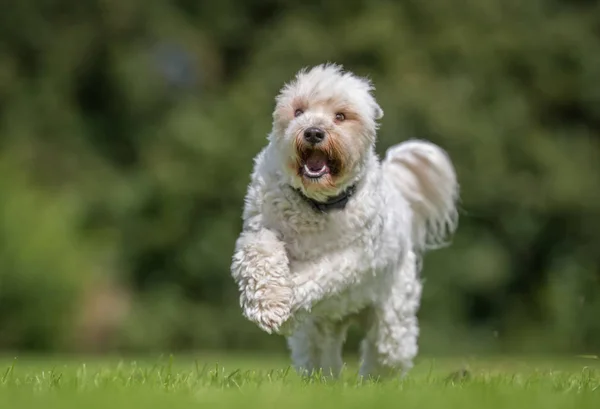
[382,140,459,253]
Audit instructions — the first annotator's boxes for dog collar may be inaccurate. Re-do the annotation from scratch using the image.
[292,185,357,213]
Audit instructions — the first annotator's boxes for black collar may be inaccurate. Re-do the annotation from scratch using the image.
[292,185,357,213]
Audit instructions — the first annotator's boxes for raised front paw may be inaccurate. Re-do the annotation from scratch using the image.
[231,228,297,335]
[241,279,295,335]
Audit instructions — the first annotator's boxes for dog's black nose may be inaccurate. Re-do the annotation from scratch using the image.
[303,127,326,144]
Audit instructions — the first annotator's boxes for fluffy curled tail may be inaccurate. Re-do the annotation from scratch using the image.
[383,140,459,252]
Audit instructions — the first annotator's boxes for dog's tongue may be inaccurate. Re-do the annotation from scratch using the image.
[306,151,328,172]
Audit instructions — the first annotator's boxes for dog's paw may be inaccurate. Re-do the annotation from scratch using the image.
[241,279,294,335]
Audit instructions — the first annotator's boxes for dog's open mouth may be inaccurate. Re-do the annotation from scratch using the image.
[302,150,329,178]
[299,150,334,179]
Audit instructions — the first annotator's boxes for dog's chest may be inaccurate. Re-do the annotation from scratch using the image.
[263,197,366,261]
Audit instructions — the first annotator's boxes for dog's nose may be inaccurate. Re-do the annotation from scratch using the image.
[303,127,326,144]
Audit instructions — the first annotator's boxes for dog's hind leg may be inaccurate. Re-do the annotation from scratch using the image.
[287,317,351,378]
[359,252,422,379]
[359,309,419,379]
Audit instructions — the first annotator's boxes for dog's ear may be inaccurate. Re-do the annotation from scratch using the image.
[374,103,384,120]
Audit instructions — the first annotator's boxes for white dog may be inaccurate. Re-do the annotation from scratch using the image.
[231,64,458,378]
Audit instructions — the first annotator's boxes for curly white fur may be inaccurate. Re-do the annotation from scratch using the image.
[231,64,459,379]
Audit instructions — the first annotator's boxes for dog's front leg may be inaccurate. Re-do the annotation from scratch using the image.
[289,247,370,312]
[231,228,295,335]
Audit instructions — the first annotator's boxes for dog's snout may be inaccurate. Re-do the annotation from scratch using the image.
[303,127,326,144]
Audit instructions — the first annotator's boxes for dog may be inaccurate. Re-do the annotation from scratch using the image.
[231,64,459,378]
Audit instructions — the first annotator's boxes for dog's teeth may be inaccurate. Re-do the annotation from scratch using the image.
[303,164,326,177]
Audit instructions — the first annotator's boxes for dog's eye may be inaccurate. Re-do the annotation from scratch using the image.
[335,113,346,122]
[294,109,304,117]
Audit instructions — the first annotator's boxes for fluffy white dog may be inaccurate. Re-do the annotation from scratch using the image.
[231,64,458,378]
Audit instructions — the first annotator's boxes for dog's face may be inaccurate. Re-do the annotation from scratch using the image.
[270,64,383,199]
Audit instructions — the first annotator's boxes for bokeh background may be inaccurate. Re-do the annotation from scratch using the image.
[1,0,599,358]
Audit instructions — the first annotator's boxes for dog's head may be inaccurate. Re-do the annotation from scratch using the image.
[269,64,383,200]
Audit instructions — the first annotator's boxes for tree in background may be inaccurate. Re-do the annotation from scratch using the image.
[0,0,599,354]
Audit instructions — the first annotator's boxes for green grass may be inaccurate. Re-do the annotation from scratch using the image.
[0,354,598,408]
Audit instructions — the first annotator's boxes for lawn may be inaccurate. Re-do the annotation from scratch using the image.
[0,354,598,408]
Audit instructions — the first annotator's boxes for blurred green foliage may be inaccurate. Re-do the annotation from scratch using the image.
[0,0,599,354]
